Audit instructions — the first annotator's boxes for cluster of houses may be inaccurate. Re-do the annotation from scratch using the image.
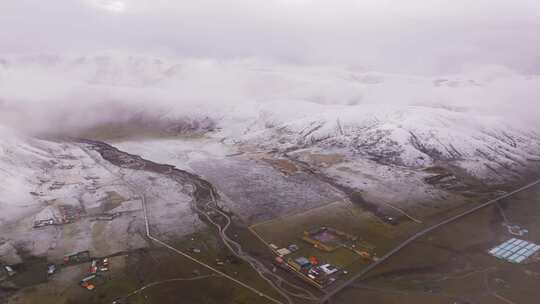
[79,257,109,291]
[33,202,86,229]
[1,250,112,291]
[63,251,110,291]
[287,256,339,287]
[264,226,378,289]
[270,243,341,288]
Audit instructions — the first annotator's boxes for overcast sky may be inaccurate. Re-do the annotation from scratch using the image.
[0,0,539,136]
[1,0,540,74]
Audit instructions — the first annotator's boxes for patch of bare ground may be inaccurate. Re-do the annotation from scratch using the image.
[45,116,217,142]
[301,153,345,168]
[262,158,299,174]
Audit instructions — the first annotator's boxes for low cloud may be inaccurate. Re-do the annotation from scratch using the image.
[0,1,538,137]
[0,54,538,137]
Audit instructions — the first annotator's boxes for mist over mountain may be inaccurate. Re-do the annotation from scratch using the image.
[0,54,538,138]
[2,1,539,137]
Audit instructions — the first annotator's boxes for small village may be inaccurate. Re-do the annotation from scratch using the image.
[0,250,112,293]
[268,226,376,289]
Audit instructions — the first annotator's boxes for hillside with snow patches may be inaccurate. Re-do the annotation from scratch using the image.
[0,54,539,185]
[239,102,540,182]
[0,127,57,223]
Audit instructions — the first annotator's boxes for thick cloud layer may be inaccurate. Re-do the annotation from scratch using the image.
[0,1,538,136]
[1,0,540,74]
[0,54,538,136]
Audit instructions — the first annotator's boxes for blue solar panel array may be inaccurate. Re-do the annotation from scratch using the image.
[488,238,540,263]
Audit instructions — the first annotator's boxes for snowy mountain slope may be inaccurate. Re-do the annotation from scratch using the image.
[237,101,540,182]
[0,126,202,261]
[0,127,56,221]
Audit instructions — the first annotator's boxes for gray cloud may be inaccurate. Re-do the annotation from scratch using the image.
[1,0,539,74]
[0,1,538,137]
[0,55,538,137]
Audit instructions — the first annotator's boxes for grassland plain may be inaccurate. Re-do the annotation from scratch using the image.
[331,182,540,304]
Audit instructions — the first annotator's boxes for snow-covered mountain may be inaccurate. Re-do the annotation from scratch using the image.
[0,54,539,184]
[238,101,540,182]
[0,127,53,221]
